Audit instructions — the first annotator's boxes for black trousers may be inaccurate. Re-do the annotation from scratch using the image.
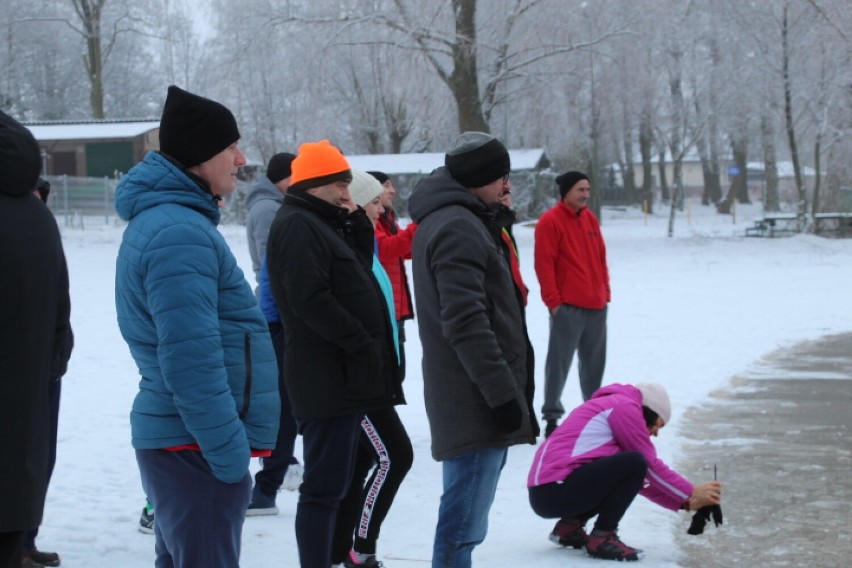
[254,323,299,496]
[331,407,413,562]
[528,451,647,533]
[296,414,362,568]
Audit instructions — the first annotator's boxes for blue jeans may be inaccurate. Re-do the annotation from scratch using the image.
[432,448,508,568]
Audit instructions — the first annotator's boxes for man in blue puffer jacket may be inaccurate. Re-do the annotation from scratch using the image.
[114,85,279,568]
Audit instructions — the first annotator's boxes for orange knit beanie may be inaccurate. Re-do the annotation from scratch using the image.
[289,140,352,192]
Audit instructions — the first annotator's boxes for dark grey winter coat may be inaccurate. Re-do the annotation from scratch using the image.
[409,167,537,461]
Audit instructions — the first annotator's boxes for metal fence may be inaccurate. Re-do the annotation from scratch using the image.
[44,169,566,227]
[44,175,118,228]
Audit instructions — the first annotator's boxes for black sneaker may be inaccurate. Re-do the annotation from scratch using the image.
[24,548,60,567]
[549,520,588,549]
[585,531,643,561]
[545,420,558,438]
[139,502,155,535]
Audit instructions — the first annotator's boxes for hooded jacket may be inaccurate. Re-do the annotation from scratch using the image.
[0,112,72,531]
[245,175,284,289]
[266,191,402,419]
[527,383,693,511]
[114,151,280,484]
[534,201,610,310]
[409,167,537,461]
[375,209,415,321]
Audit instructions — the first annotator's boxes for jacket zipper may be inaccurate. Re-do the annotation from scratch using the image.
[239,334,252,419]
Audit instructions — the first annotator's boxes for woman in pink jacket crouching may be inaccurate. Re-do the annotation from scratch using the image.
[527,383,722,561]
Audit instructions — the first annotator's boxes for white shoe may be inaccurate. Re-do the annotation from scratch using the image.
[281,462,304,492]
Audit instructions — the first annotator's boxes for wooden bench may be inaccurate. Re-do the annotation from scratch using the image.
[745,213,799,237]
[814,212,852,238]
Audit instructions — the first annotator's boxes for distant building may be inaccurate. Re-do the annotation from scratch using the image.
[344,148,552,218]
[25,120,160,178]
[614,151,816,202]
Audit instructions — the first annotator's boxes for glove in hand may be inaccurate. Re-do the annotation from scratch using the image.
[493,398,523,433]
[687,504,723,535]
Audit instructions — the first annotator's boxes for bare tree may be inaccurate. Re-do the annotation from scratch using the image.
[760,111,781,212]
[381,0,629,134]
[780,2,808,221]
[70,0,108,117]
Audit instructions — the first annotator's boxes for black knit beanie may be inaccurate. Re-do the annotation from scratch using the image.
[556,171,589,199]
[0,110,41,197]
[445,131,510,188]
[266,152,296,183]
[158,85,240,168]
[367,171,389,184]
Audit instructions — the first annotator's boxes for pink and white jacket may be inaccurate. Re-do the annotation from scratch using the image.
[527,383,693,511]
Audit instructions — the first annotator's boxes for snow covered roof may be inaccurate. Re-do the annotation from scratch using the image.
[25,120,160,141]
[345,148,549,175]
[746,161,816,178]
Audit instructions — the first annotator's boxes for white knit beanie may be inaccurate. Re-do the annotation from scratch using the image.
[637,383,672,425]
[349,169,384,207]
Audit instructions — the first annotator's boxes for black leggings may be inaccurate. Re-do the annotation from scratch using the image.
[331,407,413,562]
[528,451,647,532]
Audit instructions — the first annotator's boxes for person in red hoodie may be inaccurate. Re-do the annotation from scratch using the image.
[368,171,416,378]
[534,171,610,438]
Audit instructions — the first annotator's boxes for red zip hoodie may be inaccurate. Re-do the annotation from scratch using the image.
[534,202,610,310]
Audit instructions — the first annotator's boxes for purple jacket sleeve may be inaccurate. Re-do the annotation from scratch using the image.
[608,401,693,511]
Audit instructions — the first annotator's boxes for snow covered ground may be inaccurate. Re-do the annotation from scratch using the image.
[40,200,852,566]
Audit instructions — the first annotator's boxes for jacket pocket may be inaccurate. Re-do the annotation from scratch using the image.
[343,335,386,401]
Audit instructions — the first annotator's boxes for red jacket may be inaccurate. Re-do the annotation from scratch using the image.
[376,210,416,321]
[534,202,610,310]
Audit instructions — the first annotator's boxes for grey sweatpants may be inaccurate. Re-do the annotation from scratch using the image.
[541,304,608,421]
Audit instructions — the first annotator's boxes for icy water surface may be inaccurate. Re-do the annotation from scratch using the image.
[676,333,852,567]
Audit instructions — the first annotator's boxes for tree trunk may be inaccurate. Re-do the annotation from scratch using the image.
[658,146,670,203]
[639,113,654,213]
[588,79,602,219]
[706,35,723,204]
[717,136,748,213]
[74,0,107,119]
[781,4,807,223]
[733,137,750,204]
[761,112,781,212]
[448,0,489,133]
[812,132,822,216]
[667,50,684,237]
[696,131,716,206]
[621,100,636,204]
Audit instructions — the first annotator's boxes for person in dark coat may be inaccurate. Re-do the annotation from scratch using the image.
[408,131,538,568]
[0,111,72,568]
[20,179,74,568]
[244,151,303,515]
[267,141,400,568]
